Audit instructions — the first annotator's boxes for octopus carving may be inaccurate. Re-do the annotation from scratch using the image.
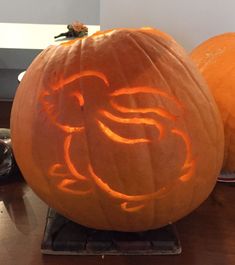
[40,70,195,213]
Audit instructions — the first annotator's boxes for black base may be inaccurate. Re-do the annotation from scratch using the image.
[218,172,235,183]
[41,208,181,255]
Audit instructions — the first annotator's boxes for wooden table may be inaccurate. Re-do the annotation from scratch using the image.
[0,177,234,265]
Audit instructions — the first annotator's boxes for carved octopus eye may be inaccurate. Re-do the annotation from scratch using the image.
[40,70,109,132]
[69,91,85,110]
[41,88,85,132]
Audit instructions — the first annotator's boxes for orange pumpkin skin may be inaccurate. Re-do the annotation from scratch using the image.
[11,28,223,231]
[190,33,235,172]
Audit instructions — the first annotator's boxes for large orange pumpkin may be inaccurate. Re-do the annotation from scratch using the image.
[190,33,235,172]
[11,28,224,231]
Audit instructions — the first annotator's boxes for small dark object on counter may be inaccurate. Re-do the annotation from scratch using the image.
[54,21,88,39]
[0,128,21,181]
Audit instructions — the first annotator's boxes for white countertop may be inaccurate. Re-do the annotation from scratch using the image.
[0,23,100,50]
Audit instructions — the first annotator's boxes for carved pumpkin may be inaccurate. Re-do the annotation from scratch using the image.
[11,28,224,231]
[190,33,235,172]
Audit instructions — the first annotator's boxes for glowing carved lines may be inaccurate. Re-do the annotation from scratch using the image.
[49,163,70,177]
[179,160,195,182]
[171,129,195,182]
[40,91,85,133]
[111,101,177,121]
[64,134,89,181]
[48,135,92,195]
[100,110,164,140]
[57,179,92,195]
[97,120,150,144]
[87,126,195,212]
[41,70,109,132]
[71,91,85,107]
[51,70,109,91]
[55,124,84,134]
[48,163,92,195]
[111,87,183,109]
[41,70,196,210]
[121,202,145,213]
[88,163,170,202]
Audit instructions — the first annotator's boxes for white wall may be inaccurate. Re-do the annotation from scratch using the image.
[100,0,235,51]
[0,0,99,25]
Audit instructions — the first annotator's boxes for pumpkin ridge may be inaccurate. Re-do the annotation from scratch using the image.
[125,33,174,226]
[116,33,157,227]
[80,103,116,229]
[140,31,220,145]
[109,32,210,228]
[29,46,64,209]
[140,31,210,100]
[127,32,196,180]
[140,31,220,125]
[127,32,175,112]
[81,38,117,229]
[108,32,131,91]
[42,45,62,89]
[107,36,140,203]
[131,31,221,216]
[136,31,180,99]
[126,33,185,128]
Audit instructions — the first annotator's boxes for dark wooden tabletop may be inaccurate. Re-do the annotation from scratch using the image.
[1,102,235,265]
[0,178,234,265]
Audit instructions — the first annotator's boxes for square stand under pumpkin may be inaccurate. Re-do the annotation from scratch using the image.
[218,172,235,183]
[41,208,181,255]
